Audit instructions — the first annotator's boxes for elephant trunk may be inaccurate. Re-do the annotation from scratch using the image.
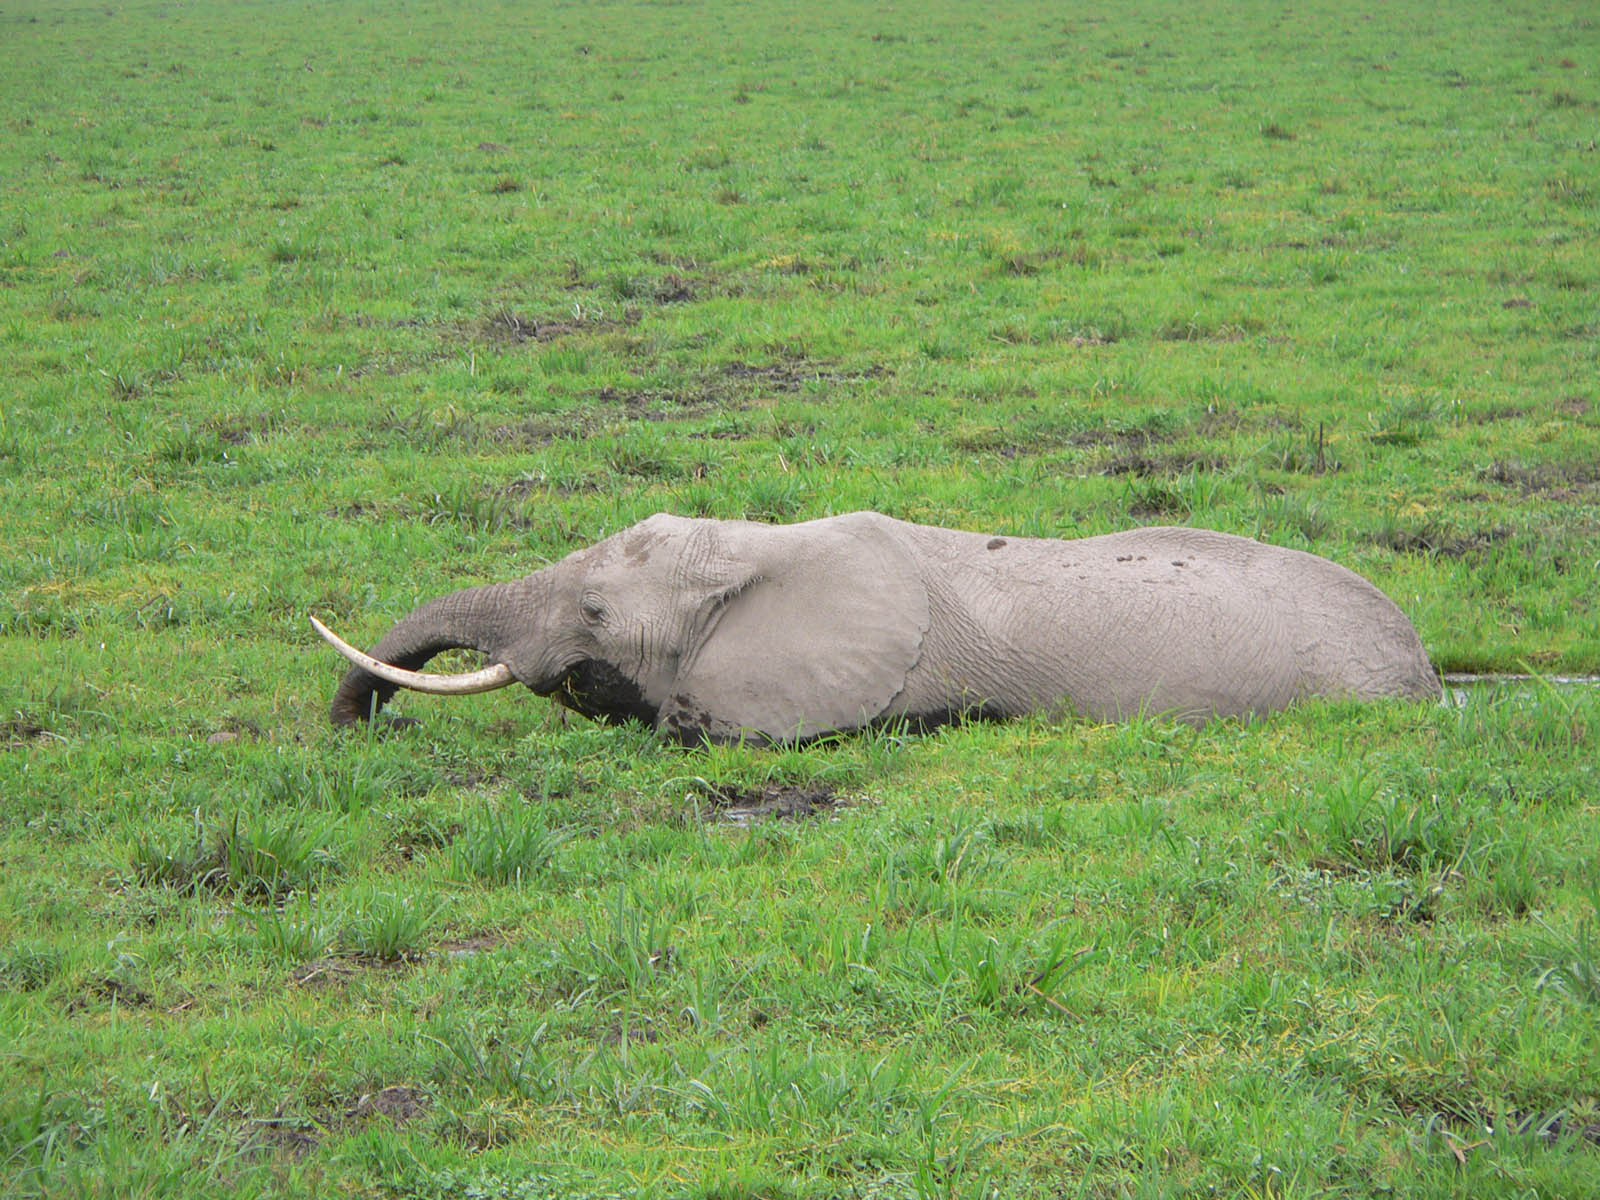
[325,574,546,725]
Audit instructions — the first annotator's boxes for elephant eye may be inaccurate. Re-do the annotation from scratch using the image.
[580,597,607,625]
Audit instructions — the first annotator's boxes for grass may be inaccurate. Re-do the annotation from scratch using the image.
[3,0,1600,1194]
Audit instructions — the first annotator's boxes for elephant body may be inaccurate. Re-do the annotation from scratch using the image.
[321,511,1441,744]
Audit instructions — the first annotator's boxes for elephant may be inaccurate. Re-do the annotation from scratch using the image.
[314,510,1441,745]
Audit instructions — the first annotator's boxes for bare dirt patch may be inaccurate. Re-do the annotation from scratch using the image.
[594,384,713,421]
[243,1116,319,1159]
[436,933,501,959]
[485,412,600,447]
[593,359,888,423]
[348,1085,430,1126]
[203,718,261,747]
[242,1085,430,1159]
[291,953,420,985]
[1482,458,1600,496]
[291,957,362,988]
[1155,318,1260,343]
[205,411,297,446]
[66,975,153,1012]
[473,306,619,346]
[1385,1089,1600,1157]
[1101,450,1226,477]
[955,419,1176,460]
[1465,405,1528,424]
[651,272,697,303]
[1067,424,1178,450]
[2,715,58,749]
[720,359,888,395]
[1370,525,1513,558]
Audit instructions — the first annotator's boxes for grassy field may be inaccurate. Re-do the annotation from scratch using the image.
[3,0,1599,1195]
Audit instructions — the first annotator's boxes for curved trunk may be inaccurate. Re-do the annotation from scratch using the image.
[328,575,544,725]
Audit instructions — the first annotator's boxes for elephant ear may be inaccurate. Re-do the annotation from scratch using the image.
[663,513,930,744]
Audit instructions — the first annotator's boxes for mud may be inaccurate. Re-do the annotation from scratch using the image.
[475,308,612,346]
[436,934,500,958]
[1065,425,1176,450]
[700,783,840,824]
[243,1085,429,1159]
[206,411,295,446]
[955,419,1173,460]
[244,1118,319,1159]
[720,359,888,395]
[291,957,361,988]
[594,384,713,421]
[651,273,697,303]
[594,359,887,424]
[1101,450,1226,477]
[496,409,601,446]
[1370,525,1512,558]
[66,975,153,1012]
[2,716,58,748]
[348,1085,429,1125]
[1481,458,1600,496]
[1388,1092,1600,1154]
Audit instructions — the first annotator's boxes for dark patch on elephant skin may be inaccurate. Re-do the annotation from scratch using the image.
[986,537,1008,550]
[658,694,732,746]
[550,660,658,727]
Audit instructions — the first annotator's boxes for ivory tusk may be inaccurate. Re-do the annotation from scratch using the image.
[310,616,515,695]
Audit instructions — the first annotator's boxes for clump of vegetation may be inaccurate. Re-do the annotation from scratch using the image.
[132,810,342,900]
[339,888,446,962]
[450,806,573,884]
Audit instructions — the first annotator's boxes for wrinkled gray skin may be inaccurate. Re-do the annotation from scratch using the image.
[328,511,1441,744]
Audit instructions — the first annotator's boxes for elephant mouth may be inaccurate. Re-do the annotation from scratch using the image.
[548,659,659,727]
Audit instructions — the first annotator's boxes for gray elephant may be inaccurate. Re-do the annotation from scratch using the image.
[314,510,1441,744]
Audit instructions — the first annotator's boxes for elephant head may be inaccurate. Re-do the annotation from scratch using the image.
[318,512,930,744]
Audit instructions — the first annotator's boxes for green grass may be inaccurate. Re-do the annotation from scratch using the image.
[3,0,1599,1195]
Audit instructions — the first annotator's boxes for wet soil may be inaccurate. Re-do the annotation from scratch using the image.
[474,307,615,346]
[290,957,362,988]
[955,420,1175,460]
[595,359,888,423]
[244,1118,320,1159]
[1,716,57,749]
[436,933,501,958]
[1370,524,1513,558]
[348,1085,430,1126]
[1101,450,1226,477]
[1386,1092,1600,1156]
[242,1085,430,1158]
[1481,458,1600,497]
[699,783,840,824]
[66,975,154,1012]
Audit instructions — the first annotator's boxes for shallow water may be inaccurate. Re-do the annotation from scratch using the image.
[1440,672,1600,708]
[1440,673,1600,686]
